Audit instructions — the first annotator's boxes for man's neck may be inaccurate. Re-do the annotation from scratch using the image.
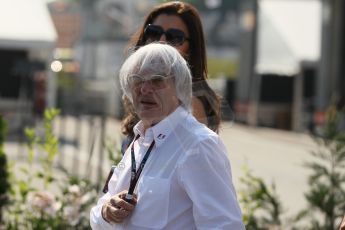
[142,120,158,133]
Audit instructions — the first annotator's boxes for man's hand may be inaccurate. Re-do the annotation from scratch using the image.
[101,190,137,224]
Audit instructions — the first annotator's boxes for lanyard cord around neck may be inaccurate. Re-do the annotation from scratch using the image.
[125,134,155,202]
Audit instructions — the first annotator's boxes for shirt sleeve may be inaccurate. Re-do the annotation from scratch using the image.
[90,192,114,230]
[90,162,123,230]
[177,136,245,230]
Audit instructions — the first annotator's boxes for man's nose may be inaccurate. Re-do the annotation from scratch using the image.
[140,80,154,94]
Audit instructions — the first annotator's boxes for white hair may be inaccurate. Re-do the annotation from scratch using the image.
[119,43,192,110]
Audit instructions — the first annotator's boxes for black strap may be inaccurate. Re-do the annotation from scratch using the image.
[102,165,116,193]
[121,134,135,155]
[125,135,155,202]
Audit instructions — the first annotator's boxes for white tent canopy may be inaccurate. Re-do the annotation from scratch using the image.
[256,0,322,75]
[0,0,57,50]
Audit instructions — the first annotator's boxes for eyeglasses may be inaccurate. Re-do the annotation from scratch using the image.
[128,74,174,90]
[144,24,190,46]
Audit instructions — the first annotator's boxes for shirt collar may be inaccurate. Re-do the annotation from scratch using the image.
[133,106,189,147]
[133,122,145,138]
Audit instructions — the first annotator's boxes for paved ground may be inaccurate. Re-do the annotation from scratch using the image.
[4,117,318,223]
[219,122,317,221]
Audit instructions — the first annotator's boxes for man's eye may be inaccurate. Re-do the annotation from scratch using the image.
[132,78,143,85]
[151,77,164,84]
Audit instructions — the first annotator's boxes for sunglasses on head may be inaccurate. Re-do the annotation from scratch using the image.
[144,24,190,46]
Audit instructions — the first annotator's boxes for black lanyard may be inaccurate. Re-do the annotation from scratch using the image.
[125,134,155,202]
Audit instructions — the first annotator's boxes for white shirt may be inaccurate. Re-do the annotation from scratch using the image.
[90,106,245,230]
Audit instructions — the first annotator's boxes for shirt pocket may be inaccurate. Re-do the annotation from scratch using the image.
[130,176,170,229]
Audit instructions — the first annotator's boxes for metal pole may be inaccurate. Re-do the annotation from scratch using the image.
[247,0,259,126]
[97,115,106,191]
[316,0,332,113]
[292,69,304,131]
[72,115,81,176]
[236,0,258,123]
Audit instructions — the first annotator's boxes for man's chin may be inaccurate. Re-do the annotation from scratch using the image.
[139,112,158,119]
[138,110,163,123]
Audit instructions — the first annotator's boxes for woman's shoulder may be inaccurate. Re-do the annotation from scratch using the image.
[191,97,208,125]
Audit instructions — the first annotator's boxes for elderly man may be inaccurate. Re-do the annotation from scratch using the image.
[90,43,245,229]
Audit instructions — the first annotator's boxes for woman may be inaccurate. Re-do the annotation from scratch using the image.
[121,1,221,153]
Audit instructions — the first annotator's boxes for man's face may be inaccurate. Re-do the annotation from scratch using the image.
[130,73,180,127]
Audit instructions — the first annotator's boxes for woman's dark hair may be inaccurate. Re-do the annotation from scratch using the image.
[121,1,221,136]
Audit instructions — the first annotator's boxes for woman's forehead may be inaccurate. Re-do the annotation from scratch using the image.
[152,14,189,36]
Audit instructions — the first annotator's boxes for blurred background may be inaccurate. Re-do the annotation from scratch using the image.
[1,0,343,135]
[1,0,345,228]
[0,0,345,135]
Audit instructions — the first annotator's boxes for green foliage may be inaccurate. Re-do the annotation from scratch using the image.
[25,108,60,188]
[0,115,10,223]
[104,137,122,166]
[298,105,345,229]
[239,166,284,230]
[207,58,238,79]
[2,108,97,229]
